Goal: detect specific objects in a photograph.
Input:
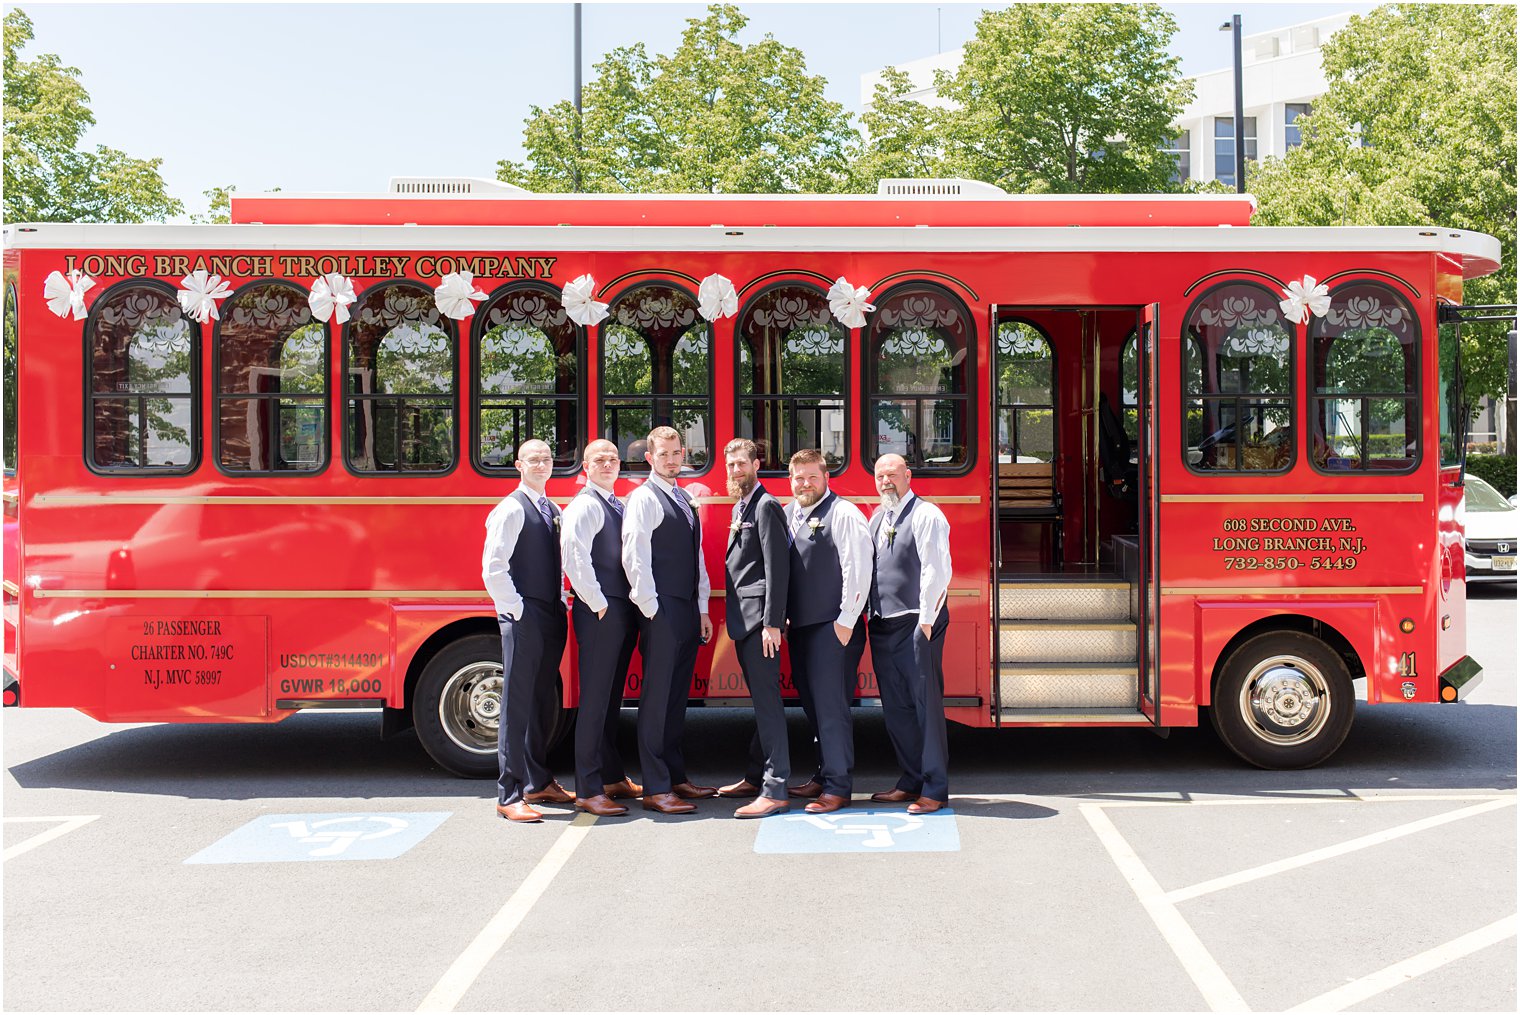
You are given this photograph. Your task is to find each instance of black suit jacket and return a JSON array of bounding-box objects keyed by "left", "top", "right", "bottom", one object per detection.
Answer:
[{"left": 724, "top": 488, "right": 790, "bottom": 640}]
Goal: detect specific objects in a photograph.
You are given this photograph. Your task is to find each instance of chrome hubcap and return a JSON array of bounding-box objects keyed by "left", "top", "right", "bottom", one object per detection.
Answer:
[
  {"left": 1240, "top": 655, "right": 1330, "bottom": 745},
  {"left": 438, "top": 662, "right": 502, "bottom": 755}
]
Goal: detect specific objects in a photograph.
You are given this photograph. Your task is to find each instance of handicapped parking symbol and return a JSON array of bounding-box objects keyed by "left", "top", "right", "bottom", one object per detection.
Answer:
[
  {"left": 786, "top": 811, "right": 926, "bottom": 848},
  {"left": 184, "top": 811, "right": 451, "bottom": 865},
  {"left": 269, "top": 815, "right": 410, "bottom": 857},
  {"left": 755, "top": 806, "right": 959, "bottom": 854}
]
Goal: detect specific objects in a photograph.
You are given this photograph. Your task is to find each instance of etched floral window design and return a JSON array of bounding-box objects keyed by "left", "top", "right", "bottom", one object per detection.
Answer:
[
  {"left": 474, "top": 285, "right": 581, "bottom": 474},
  {"left": 996, "top": 321, "right": 1054, "bottom": 464},
  {"left": 1183, "top": 282, "right": 1294, "bottom": 473},
  {"left": 736, "top": 284, "right": 846, "bottom": 472},
  {"left": 345, "top": 281, "right": 456, "bottom": 475},
  {"left": 88, "top": 283, "right": 196, "bottom": 472},
  {"left": 1310, "top": 282, "right": 1418, "bottom": 472},
  {"left": 867, "top": 284, "right": 972, "bottom": 472},
  {"left": 600, "top": 284, "right": 711, "bottom": 472},
  {"left": 215, "top": 281, "right": 328, "bottom": 473}
]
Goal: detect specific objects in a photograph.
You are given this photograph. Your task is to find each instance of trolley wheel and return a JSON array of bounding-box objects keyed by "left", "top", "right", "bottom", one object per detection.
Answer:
[
  {"left": 412, "top": 633, "right": 575, "bottom": 778},
  {"left": 1209, "top": 630, "right": 1354, "bottom": 770}
]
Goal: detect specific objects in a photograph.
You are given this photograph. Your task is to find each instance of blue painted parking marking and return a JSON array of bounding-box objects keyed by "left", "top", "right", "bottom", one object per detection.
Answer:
[
  {"left": 185, "top": 812, "right": 450, "bottom": 864},
  {"left": 753, "top": 807, "right": 959, "bottom": 854}
]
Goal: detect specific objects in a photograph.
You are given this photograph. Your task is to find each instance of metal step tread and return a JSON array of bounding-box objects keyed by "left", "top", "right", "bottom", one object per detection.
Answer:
[
  {"left": 999, "top": 577, "right": 1128, "bottom": 590},
  {"left": 1001, "top": 620, "right": 1137, "bottom": 631},
  {"left": 1001, "top": 662, "right": 1138, "bottom": 673},
  {"left": 998, "top": 708, "right": 1152, "bottom": 724}
]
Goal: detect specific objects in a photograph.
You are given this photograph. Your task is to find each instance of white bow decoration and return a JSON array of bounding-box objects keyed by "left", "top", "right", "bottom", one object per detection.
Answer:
[
  {"left": 561, "top": 274, "right": 610, "bottom": 327},
  {"left": 1279, "top": 275, "right": 1331, "bottom": 325},
  {"left": 434, "top": 271, "right": 487, "bottom": 321},
  {"left": 177, "top": 269, "right": 233, "bottom": 323},
  {"left": 697, "top": 273, "right": 738, "bottom": 322},
  {"left": 827, "top": 276, "right": 875, "bottom": 330},
  {"left": 43, "top": 269, "right": 95, "bottom": 320},
  {"left": 308, "top": 272, "right": 357, "bottom": 324}
]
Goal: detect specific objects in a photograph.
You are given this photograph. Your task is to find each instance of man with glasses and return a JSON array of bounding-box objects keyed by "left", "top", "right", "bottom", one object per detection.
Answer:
[
  {"left": 560, "top": 439, "right": 644, "bottom": 817},
  {"left": 621, "top": 426, "right": 716, "bottom": 814},
  {"left": 483, "top": 438, "right": 571, "bottom": 823}
]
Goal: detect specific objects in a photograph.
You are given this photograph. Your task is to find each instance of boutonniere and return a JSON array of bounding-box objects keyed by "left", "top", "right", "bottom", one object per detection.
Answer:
[
  {"left": 885, "top": 523, "right": 897, "bottom": 549},
  {"left": 807, "top": 517, "right": 824, "bottom": 538},
  {"left": 730, "top": 518, "right": 743, "bottom": 534},
  {"left": 553, "top": 515, "right": 561, "bottom": 533}
]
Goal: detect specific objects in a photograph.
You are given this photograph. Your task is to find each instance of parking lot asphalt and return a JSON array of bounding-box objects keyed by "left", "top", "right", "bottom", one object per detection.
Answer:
[{"left": 4, "top": 587, "right": 1515, "bottom": 1012}]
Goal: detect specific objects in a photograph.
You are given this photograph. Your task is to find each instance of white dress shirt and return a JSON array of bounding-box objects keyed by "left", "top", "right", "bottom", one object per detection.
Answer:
[
  {"left": 792, "top": 492, "right": 873, "bottom": 628},
  {"left": 560, "top": 482, "right": 620, "bottom": 614},
  {"left": 621, "top": 473, "right": 711, "bottom": 619},
  {"left": 875, "top": 490, "right": 953, "bottom": 626},
  {"left": 482, "top": 491, "right": 528, "bottom": 620}
]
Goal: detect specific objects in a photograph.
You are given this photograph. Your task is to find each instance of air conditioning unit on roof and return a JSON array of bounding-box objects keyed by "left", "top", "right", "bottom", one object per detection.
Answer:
[
  {"left": 877, "top": 178, "right": 1008, "bottom": 197},
  {"left": 388, "top": 177, "right": 529, "bottom": 195}
]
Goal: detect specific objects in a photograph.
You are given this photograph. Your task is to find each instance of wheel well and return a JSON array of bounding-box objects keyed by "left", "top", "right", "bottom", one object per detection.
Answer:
[
  {"left": 1207, "top": 615, "right": 1365, "bottom": 706},
  {"left": 383, "top": 617, "right": 499, "bottom": 738}
]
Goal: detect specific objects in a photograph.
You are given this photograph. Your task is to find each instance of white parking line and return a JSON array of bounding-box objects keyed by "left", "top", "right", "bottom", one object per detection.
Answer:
[
  {"left": 416, "top": 811, "right": 597, "bottom": 1012},
  {"left": 1167, "top": 798, "right": 1516, "bottom": 902},
  {"left": 2, "top": 815, "right": 100, "bottom": 862},
  {"left": 1285, "top": 914, "right": 1517, "bottom": 1013}
]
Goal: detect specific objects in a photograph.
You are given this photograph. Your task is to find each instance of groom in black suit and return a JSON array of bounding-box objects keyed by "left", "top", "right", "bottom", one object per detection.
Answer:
[{"left": 716, "top": 438, "right": 792, "bottom": 818}]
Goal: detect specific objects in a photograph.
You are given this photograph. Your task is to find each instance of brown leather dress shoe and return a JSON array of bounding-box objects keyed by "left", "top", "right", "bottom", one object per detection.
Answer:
[
  {"left": 907, "top": 796, "right": 946, "bottom": 815},
  {"left": 495, "top": 801, "right": 543, "bottom": 823},
  {"left": 734, "top": 796, "right": 790, "bottom": 819},
  {"left": 717, "top": 779, "right": 761, "bottom": 799},
  {"left": 804, "top": 793, "right": 850, "bottom": 814},
  {"left": 870, "top": 788, "right": 918, "bottom": 803},
  {"left": 671, "top": 781, "right": 717, "bottom": 800},
  {"left": 603, "top": 779, "right": 642, "bottom": 799},
  {"left": 787, "top": 780, "right": 824, "bottom": 799},
  {"left": 575, "top": 794, "right": 629, "bottom": 817},
  {"left": 524, "top": 781, "right": 573, "bottom": 805},
  {"left": 642, "top": 793, "right": 697, "bottom": 815}
]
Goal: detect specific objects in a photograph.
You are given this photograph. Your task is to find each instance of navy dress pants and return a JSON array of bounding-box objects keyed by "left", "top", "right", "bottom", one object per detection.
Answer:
[
  {"left": 571, "top": 595, "right": 637, "bottom": 799},
  {"left": 635, "top": 596, "right": 700, "bottom": 795},
  {"left": 787, "top": 619, "right": 865, "bottom": 798},
  {"left": 496, "top": 599, "right": 568, "bottom": 806},
  {"left": 733, "top": 627, "right": 791, "bottom": 800},
  {"left": 868, "top": 611, "right": 950, "bottom": 801}
]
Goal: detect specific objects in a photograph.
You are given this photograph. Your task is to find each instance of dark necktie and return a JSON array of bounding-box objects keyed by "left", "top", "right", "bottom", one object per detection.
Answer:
[
  {"left": 536, "top": 495, "right": 555, "bottom": 529},
  {"left": 608, "top": 494, "right": 624, "bottom": 516},
  {"left": 671, "top": 487, "right": 695, "bottom": 528}
]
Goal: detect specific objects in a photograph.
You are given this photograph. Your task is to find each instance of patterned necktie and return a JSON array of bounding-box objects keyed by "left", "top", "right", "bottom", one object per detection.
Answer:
[
  {"left": 788, "top": 508, "right": 805, "bottom": 546},
  {"left": 608, "top": 494, "right": 624, "bottom": 516},
  {"left": 671, "top": 486, "right": 695, "bottom": 528},
  {"left": 536, "top": 495, "right": 555, "bottom": 529},
  {"left": 880, "top": 508, "right": 896, "bottom": 548}
]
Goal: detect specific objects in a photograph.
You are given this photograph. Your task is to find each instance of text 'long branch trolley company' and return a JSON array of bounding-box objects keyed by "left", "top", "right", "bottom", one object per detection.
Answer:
[{"left": 1, "top": 177, "right": 1502, "bottom": 773}]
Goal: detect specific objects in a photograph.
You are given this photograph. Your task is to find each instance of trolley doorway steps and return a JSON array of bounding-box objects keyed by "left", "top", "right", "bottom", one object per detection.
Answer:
[{"left": 997, "top": 575, "right": 1139, "bottom": 710}]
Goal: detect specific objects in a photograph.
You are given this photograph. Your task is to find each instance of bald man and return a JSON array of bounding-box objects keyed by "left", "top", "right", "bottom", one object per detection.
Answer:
[{"left": 483, "top": 438, "right": 571, "bottom": 823}]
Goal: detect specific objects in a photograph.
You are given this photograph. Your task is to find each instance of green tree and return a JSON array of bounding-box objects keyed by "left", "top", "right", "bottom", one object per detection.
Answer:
[
  {"left": 931, "top": 3, "right": 1192, "bottom": 193},
  {"left": 850, "top": 67, "right": 949, "bottom": 190},
  {"left": 1249, "top": 4, "right": 1517, "bottom": 407},
  {"left": 499, "top": 4, "right": 857, "bottom": 193},
  {"left": 3, "top": 8, "right": 181, "bottom": 223}
]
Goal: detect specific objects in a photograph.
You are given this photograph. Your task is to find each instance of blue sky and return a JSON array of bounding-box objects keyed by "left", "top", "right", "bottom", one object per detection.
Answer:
[{"left": 12, "top": 1, "right": 1372, "bottom": 217}]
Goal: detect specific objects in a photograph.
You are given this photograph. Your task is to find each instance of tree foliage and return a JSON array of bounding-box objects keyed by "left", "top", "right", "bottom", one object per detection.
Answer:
[
  {"left": 929, "top": 3, "right": 1192, "bottom": 193},
  {"left": 498, "top": 4, "right": 856, "bottom": 193},
  {"left": 849, "top": 67, "right": 949, "bottom": 188},
  {"left": 1250, "top": 3, "right": 1517, "bottom": 405},
  {"left": 3, "top": 8, "right": 181, "bottom": 223}
]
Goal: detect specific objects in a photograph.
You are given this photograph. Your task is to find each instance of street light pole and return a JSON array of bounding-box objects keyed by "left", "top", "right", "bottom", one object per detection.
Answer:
[
  {"left": 1229, "top": 14, "right": 1245, "bottom": 192},
  {"left": 573, "top": 2, "right": 583, "bottom": 193}
]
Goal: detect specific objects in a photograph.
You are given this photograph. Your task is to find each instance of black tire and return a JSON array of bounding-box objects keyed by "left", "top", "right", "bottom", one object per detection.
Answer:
[
  {"left": 1209, "top": 630, "right": 1355, "bottom": 770},
  {"left": 412, "top": 633, "right": 575, "bottom": 778}
]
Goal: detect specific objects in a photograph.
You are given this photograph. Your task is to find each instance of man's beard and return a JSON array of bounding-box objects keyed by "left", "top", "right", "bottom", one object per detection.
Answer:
[
  {"left": 879, "top": 487, "right": 902, "bottom": 510},
  {"left": 794, "top": 487, "right": 822, "bottom": 507},
  {"left": 726, "top": 474, "right": 755, "bottom": 498}
]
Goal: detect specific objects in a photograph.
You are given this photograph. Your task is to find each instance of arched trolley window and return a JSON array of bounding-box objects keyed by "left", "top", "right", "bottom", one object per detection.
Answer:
[
  {"left": 864, "top": 283, "right": 974, "bottom": 473},
  {"left": 996, "top": 320, "right": 1055, "bottom": 463},
  {"left": 473, "top": 284, "right": 583, "bottom": 475},
  {"left": 85, "top": 281, "right": 197, "bottom": 474},
  {"left": 343, "top": 281, "right": 457, "bottom": 475},
  {"left": 736, "top": 282, "right": 847, "bottom": 473},
  {"left": 1310, "top": 281, "right": 1419, "bottom": 473},
  {"left": 214, "top": 281, "right": 328, "bottom": 474},
  {"left": 1182, "top": 281, "right": 1294, "bottom": 473},
  {"left": 599, "top": 283, "right": 712, "bottom": 473}
]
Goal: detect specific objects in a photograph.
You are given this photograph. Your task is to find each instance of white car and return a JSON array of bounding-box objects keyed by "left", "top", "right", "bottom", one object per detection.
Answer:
[{"left": 1462, "top": 475, "right": 1518, "bottom": 583}]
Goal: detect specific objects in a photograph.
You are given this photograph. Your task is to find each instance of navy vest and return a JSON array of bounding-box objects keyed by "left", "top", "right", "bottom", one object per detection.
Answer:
[
  {"left": 870, "top": 494, "right": 922, "bottom": 616},
  {"left": 509, "top": 488, "right": 562, "bottom": 605},
  {"left": 580, "top": 487, "right": 631, "bottom": 600},
  {"left": 787, "top": 492, "right": 846, "bottom": 628},
  {"left": 649, "top": 483, "right": 700, "bottom": 601}
]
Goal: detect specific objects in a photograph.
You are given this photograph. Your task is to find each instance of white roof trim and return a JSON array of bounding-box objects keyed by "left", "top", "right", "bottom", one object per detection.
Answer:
[{"left": 230, "top": 189, "right": 1256, "bottom": 205}]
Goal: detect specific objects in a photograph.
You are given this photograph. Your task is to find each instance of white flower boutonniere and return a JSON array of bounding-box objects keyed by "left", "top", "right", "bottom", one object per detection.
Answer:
[
  {"left": 553, "top": 515, "right": 561, "bottom": 534},
  {"left": 885, "top": 524, "right": 898, "bottom": 550},
  {"left": 807, "top": 517, "right": 824, "bottom": 538},
  {"left": 730, "top": 518, "right": 743, "bottom": 534}
]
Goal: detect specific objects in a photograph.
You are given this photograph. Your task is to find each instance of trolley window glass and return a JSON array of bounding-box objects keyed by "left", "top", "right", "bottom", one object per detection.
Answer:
[
  {"left": 1310, "top": 281, "right": 1419, "bottom": 473},
  {"left": 736, "top": 283, "right": 846, "bottom": 474},
  {"left": 996, "top": 320, "right": 1054, "bottom": 463},
  {"left": 600, "top": 283, "right": 712, "bottom": 473},
  {"left": 3, "top": 283, "right": 16, "bottom": 472},
  {"left": 474, "top": 284, "right": 582, "bottom": 475},
  {"left": 865, "top": 283, "right": 974, "bottom": 473}
]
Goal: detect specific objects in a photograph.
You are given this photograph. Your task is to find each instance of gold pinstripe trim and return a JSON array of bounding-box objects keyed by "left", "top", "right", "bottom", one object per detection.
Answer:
[
  {"left": 1160, "top": 493, "right": 1424, "bottom": 504},
  {"left": 594, "top": 269, "right": 700, "bottom": 298},
  {"left": 1320, "top": 269, "right": 1421, "bottom": 298},
  {"left": 34, "top": 492, "right": 984, "bottom": 507},
  {"left": 867, "top": 270, "right": 979, "bottom": 302},
  {"left": 1182, "top": 269, "right": 1286, "bottom": 298},
  {"left": 1162, "top": 586, "right": 1422, "bottom": 596},
  {"left": 735, "top": 270, "right": 837, "bottom": 297},
  {"left": 3, "top": 580, "right": 19, "bottom": 597}
]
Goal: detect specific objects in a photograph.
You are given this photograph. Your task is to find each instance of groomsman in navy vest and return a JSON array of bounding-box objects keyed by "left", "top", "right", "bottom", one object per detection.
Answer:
[
  {"left": 483, "top": 439, "right": 571, "bottom": 823},
  {"left": 715, "top": 438, "right": 792, "bottom": 818},
  {"left": 560, "top": 439, "right": 644, "bottom": 817},
  {"left": 784, "top": 448, "right": 872, "bottom": 814},
  {"left": 621, "top": 426, "right": 718, "bottom": 814},
  {"left": 867, "top": 453, "right": 953, "bottom": 815}
]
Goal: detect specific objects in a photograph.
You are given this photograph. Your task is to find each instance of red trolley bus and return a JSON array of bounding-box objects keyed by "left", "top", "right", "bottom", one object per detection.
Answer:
[{"left": 2, "top": 178, "right": 1500, "bottom": 773}]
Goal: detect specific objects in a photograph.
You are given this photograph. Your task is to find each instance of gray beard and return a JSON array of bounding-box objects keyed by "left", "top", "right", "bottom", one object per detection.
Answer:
[{"left": 879, "top": 489, "right": 902, "bottom": 511}]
